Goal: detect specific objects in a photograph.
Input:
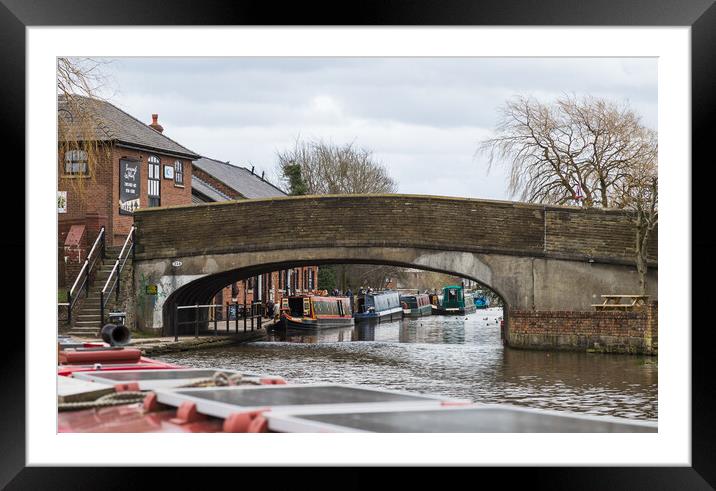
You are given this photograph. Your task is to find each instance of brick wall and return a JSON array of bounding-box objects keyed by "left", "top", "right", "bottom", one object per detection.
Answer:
[
  {"left": 58, "top": 144, "right": 113, "bottom": 233},
  {"left": 214, "top": 266, "right": 320, "bottom": 318},
  {"left": 507, "top": 303, "right": 658, "bottom": 355},
  {"left": 58, "top": 143, "right": 193, "bottom": 247},
  {"left": 134, "top": 195, "right": 658, "bottom": 266},
  {"left": 110, "top": 146, "right": 193, "bottom": 245}
]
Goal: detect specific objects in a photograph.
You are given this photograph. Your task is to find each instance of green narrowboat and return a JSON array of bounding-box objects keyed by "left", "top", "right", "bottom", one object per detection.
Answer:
[{"left": 431, "top": 285, "right": 477, "bottom": 316}]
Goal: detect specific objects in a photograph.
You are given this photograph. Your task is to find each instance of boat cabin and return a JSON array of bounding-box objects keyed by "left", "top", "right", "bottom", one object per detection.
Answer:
[
  {"left": 281, "top": 295, "right": 352, "bottom": 319},
  {"left": 400, "top": 293, "right": 431, "bottom": 309},
  {"left": 441, "top": 286, "right": 473, "bottom": 309},
  {"left": 356, "top": 291, "right": 401, "bottom": 314}
]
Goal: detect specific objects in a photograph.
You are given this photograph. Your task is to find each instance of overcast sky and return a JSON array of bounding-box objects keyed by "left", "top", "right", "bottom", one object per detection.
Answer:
[{"left": 100, "top": 57, "right": 657, "bottom": 200}]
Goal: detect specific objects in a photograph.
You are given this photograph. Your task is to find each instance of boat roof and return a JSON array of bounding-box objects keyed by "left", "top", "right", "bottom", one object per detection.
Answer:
[{"left": 400, "top": 293, "right": 428, "bottom": 299}]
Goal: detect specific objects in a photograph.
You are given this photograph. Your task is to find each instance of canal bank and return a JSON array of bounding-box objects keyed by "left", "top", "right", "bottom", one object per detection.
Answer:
[
  {"left": 155, "top": 308, "right": 658, "bottom": 422},
  {"left": 69, "top": 318, "right": 277, "bottom": 356}
]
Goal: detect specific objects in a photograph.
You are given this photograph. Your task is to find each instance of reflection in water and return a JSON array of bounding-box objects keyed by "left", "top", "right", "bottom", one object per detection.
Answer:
[{"left": 157, "top": 308, "right": 657, "bottom": 421}]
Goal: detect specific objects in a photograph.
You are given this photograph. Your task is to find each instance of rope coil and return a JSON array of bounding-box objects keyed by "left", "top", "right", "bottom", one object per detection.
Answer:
[
  {"left": 178, "top": 371, "right": 261, "bottom": 388},
  {"left": 58, "top": 372, "right": 259, "bottom": 412},
  {"left": 58, "top": 391, "right": 146, "bottom": 412}
]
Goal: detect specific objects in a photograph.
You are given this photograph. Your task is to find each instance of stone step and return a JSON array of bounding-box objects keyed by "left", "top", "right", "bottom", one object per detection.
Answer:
[{"left": 75, "top": 321, "right": 101, "bottom": 327}]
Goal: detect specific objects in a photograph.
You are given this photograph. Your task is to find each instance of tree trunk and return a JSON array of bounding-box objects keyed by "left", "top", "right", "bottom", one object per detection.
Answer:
[{"left": 634, "top": 214, "right": 651, "bottom": 295}]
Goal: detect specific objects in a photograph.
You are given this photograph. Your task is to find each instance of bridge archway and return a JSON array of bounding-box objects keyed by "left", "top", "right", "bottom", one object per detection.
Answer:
[{"left": 160, "top": 248, "right": 512, "bottom": 335}]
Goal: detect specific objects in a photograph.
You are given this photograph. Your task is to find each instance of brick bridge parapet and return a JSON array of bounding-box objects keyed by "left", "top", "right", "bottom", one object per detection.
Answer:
[{"left": 132, "top": 194, "right": 657, "bottom": 266}]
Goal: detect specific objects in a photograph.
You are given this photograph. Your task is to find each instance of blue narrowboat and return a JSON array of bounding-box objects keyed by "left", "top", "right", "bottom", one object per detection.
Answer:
[
  {"left": 354, "top": 291, "right": 403, "bottom": 323},
  {"left": 474, "top": 295, "right": 489, "bottom": 309}
]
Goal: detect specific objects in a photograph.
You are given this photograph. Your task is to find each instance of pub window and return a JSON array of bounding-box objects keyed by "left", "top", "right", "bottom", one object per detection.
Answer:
[
  {"left": 174, "top": 160, "right": 184, "bottom": 185},
  {"left": 148, "top": 155, "right": 161, "bottom": 207},
  {"left": 64, "top": 150, "right": 89, "bottom": 175}
]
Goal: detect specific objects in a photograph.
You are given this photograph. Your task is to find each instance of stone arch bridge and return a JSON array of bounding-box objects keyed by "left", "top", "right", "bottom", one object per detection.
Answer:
[{"left": 131, "top": 194, "right": 657, "bottom": 351}]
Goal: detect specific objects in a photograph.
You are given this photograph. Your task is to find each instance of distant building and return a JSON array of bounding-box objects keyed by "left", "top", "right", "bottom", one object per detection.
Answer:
[{"left": 188, "top": 156, "right": 318, "bottom": 317}]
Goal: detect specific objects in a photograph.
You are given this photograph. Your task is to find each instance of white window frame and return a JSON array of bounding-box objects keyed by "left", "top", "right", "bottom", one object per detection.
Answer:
[
  {"left": 174, "top": 160, "right": 184, "bottom": 186},
  {"left": 148, "top": 155, "right": 161, "bottom": 207},
  {"left": 63, "top": 149, "right": 89, "bottom": 176}
]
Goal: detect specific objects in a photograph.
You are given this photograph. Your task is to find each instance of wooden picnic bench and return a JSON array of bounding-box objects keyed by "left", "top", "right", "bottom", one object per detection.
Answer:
[{"left": 592, "top": 295, "right": 649, "bottom": 311}]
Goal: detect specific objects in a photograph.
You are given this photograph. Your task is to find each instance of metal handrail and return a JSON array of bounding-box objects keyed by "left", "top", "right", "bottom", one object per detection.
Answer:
[
  {"left": 174, "top": 302, "right": 265, "bottom": 341},
  {"left": 65, "top": 226, "right": 105, "bottom": 325},
  {"left": 177, "top": 304, "right": 223, "bottom": 309},
  {"left": 100, "top": 227, "right": 135, "bottom": 324},
  {"left": 68, "top": 226, "right": 105, "bottom": 297}
]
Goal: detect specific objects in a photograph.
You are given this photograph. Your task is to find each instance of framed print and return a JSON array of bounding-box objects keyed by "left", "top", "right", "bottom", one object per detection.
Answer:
[
  {"left": 9, "top": 0, "right": 715, "bottom": 488},
  {"left": 57, "top": 191, "right": 67, "bottom": 213}
]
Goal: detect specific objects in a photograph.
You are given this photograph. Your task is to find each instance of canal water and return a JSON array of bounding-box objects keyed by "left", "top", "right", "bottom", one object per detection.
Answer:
[{"left": 157, "top": 307, "right": 657, "bottom": 422}]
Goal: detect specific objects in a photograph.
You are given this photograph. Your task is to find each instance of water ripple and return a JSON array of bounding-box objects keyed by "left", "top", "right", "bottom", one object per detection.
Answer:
[{"left": 157, "top": 308, "right": 657, "bottom": 421}]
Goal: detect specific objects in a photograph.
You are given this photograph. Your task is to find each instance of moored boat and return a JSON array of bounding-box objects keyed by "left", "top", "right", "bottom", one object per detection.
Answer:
[
  {"left": 354, "top": 290, "right": 403, "bottom": 323},
  {"left": 400, "top": 293, "right": 432, "bottom": 317},
  {"left": 431, "top": 285, "right": 477, "bottom": 315},
  {"left": 474, "top": 295, "right": 489, "bottom": 309},
  {"left": 280, "top": 295, "right": 354, "bottom": 329}
]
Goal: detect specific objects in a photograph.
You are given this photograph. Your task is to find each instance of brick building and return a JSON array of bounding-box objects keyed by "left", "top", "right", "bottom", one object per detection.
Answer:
[
  {"left": 189, "top": 156, "right": 319, "bottom": 316},
  {"left": 58, "top": 95, "right": 200, "bottom": 286},
  {"left": 58, "top": 95, "right": 318, "bottom": 321}
]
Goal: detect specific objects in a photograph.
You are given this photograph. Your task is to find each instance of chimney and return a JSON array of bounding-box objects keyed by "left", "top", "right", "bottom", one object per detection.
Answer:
[
  {"left": 261, "top": 171, "right": 265, "bottom": 180},
  {"left": 149, "top": 114, "right": 164, "bottom": 133},
  {"left": 251, "top": 166, "right": 255, "bottom": 175}
]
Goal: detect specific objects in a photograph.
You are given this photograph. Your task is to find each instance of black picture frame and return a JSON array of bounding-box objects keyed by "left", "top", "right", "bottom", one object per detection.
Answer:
[{"left": 5, "top": 0, "right": 712, "bottom": 488}]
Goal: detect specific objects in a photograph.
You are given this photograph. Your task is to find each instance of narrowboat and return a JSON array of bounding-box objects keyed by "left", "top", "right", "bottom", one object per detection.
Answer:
[
  {"left": 474, "top": 295, "right": 489, "bottom": 309},
  {"left": 354, "top": 291, "right": 403, "bottom": 323},
  {"left": 431, "top": 285, "right": 477, "bottom": 315},
  {"left": 400, "top": 293, "right": 433, "bottom": 317},
  {"left": 280, "top": 295, "right": 355, "bottom": 329}
]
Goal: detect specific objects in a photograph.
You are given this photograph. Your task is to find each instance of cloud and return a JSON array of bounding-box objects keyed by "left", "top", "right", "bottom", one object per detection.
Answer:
[{"left": 102, "top": 57, "right": 657, "bottom": 200}]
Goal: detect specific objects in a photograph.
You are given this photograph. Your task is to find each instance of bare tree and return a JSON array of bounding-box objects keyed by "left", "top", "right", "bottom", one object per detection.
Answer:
[
  {"left": 479, "top": 95, "right": 656, "bottom": 208},
  {"left": 613, "top": 158, "right": 658, "bottom": 294},
  {"left": 480, "top": 95, "right": 658, "bottom": 293},
  {"left": 277, "top": 138, "right": 397, "bottom": 195},
  {"left": 276, "top": 138, "right": 398, "bottom": 291},
  {"left": 57, "top": 57, "right": 114, "bottom": 205}
]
